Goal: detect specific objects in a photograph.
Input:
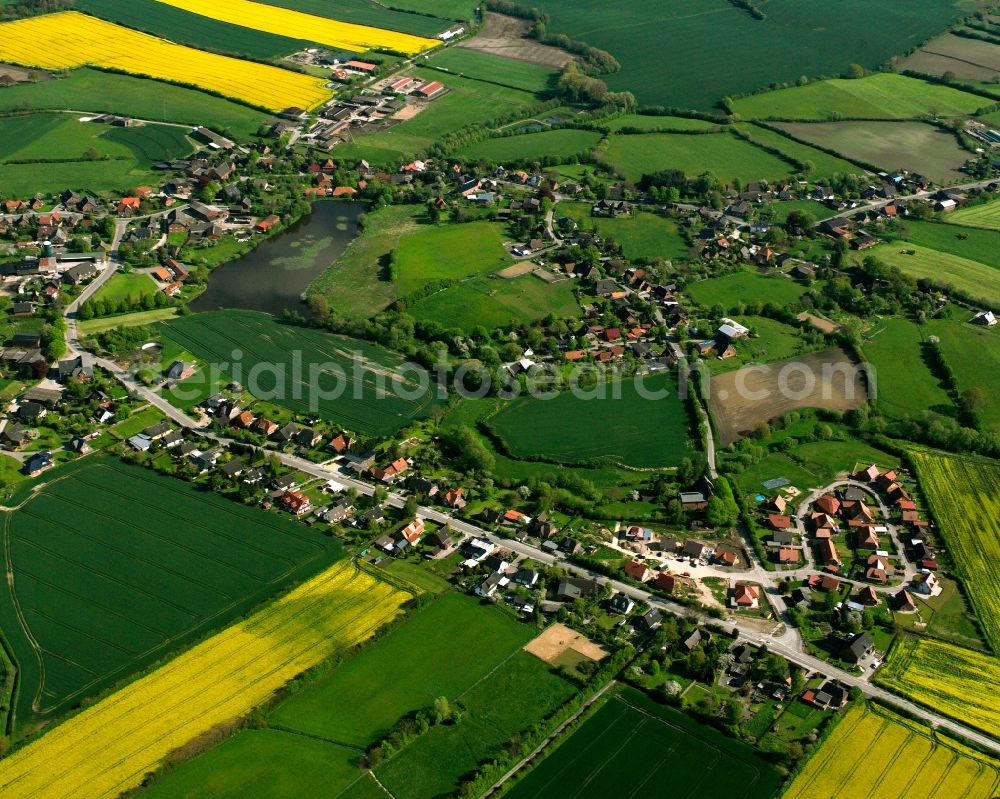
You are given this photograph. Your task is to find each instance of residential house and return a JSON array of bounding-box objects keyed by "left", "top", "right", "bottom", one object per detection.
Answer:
[
  {"left": 731, "top": 583, "right": 760, "bottom": 609},
  {"left": 443, "top": 487, "right": 466, "bottom": 509},
  {"left": 609, "top": 592, "right": 635, "bottom": 615},
  {"left": 624, "top": 560, "right": 653, "bottom": 583},
  {"left": 840, "top": 632, "right": 874, "bottom": 664},
  {"left": 22, "top": 450, "right": 53, "bottom": 476},
  {"left": 911, "top": 571, "right": 939, "bottom": 596},
  {"left": 554, "top": 577, "right": 598, "bottom": 602},
  {"left": 279, "top": 490, "right": 312, "bottom": 516},
  {"left": 655, "top": 572, "right": 676, "bottom": 593}
]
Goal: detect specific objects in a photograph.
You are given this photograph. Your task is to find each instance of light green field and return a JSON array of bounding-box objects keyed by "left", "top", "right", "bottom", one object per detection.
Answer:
[
  {"left": 457, "top": 129, "right": 601, "bottom": 163},
  {"left": 91, "top": 272, "right": 160, "bottom": 304},
  {"left": 947, "top": 199, "right": 1000, "bottom": 231},
  {"left": 685, "top": 271, "right": 807, "bottom": 311},
  {"left": 887, "top": 219, "right": 1000, "bottom": 271},
  {"left": 77, "top": 307, "right": 178, "bottom": 335},
  {"left": 560, "top": 202, "right": 689, "bottom": 261},
  {"left": 408, "top": 272, "right": 580, "bottom": 331},
  {"left": 602, "top": 114, "right": 725, "bottom": 132},
  {"left": 868, "top": 241, "right": 1000, "bottom": 306},
  {"left": 861, "top": 317, "right": 955, "bottom": 420},
  {"left": 732, "top": 73, "right": 989, "bottom": 120},
  {"left": 0, "top": 69, "right": 266, "bottom": 140},
  {"left": 773, "top": 121, "right": 970, "bottom": 184},
  {"left": 925, "top": 318, "right": 1000, "bottom": 433},
  {"left": 394, "top": 220, "right": 511, "bottom": 296},
  {"left": 602, "top": 131, "right": 796, "bottom": 184},
  {"left": 427, "top": 47, "right": 556, "bottom": 92}
]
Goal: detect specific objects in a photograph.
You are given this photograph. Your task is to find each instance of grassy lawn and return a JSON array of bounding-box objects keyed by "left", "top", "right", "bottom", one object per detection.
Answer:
[
  {"left": 380, "top": 558, "right": 452, "bottom": 596},
  {"left": 308, "top": 204, "right": 423, "bottom": 317},
  {"left": 732, "top": 73, "right": 989, "bottom": 120},
  {"left": 773, "top": 121, "right": 970, "bottom": 184},
  {"left": 895, "top": 575, "right": 987, "bottom": 651},
  {"left": 686, "top": 271, "right": 806, "bottom": 311},
  {"left": 764, "top": 198, "right": 832, "bottom": 224},
  {"left": 860, "top": 317, "right": 956, "bottom": 420},
  {"left": 106, "top": 405, "right": 165, "bottom": 439},
  {"left": 91, "top": 272, "right": 159, "bottom": 304},
  {"left": 868, "top": 242, "right": 1000, "bottom": 307},
  {"left": 77, "top": 307, "right": 178, "bottom": 335},
  {"left": 458, "top": 129, "right": 601, "bottom": 163},
  {"left": 408, "top": 272, "right": 580, "bottom": 331},
  {"left": 602, "top": 131, "right": 796, "bottom": 184},
  {"left": 428, "top": 47, "right": 557, "bottom": 92},
  {"left": 487, "top": 372, "right": 694, "bottom": 468},
  {"left": 394, "top": 220, "right": 512, "bottom": 296},
  {"left": 560, "top": 202, "right": 689, "bottom": 261}
]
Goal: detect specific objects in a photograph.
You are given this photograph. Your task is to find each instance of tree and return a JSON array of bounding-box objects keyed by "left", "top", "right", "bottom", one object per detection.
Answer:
[
  {"left": 660, "top": 680, "right": 682, "bottom": 704},
  {"left": 403, "top": 495, "right": 418, "bottom": 517}
]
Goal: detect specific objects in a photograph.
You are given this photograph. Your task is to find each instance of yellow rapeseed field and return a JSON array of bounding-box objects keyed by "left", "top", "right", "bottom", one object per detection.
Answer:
[
  {"left": 783, "top": 703, "right": 1000, "bottom": 799},
  {"left": 0, "top": 11, "right": 330, "bottom": 110},
  {"left": 876, "top": 637, "right": 1000, "bottom": 740},
  {"left": 153, "top": 0, "right": 441, "bottom": 56},
  {"left": 0, "top": 561, "right": 411, "bottom": 799}
]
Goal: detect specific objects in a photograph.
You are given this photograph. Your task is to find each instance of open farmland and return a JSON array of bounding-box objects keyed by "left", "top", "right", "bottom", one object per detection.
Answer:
[
  {"left": 876, "top": 637, "right": 1000, "bottom": 740},
  {"left": 531, "top": 0, "right": 968, "bottom": 109},
  {"left": 861, "top": 318, "right": 955, "bottom": 420},
  {"left": 707, "top": 348, "right": 867, "bottom": 446},
  {"left": 0, "top": 561, "right": 410, "bottom": 799},
  {"left": 151, "top": 0, "right": 440, "bottom": 55},
  {"left": 731, "top": 73, "right": 989, "bottom": 120},
  {"left": 506, "top": 687, "right": 782, "bottom": 799},
  {"left": 738, "top": 124, "right": 863, "bottom": 179},
  {"left": 457, "top": 129, "right": 601, "bottom": 163},
  {"left": 159, "top": 310, "right": 440, "bottom": 435},
  {"left": 0, "top": 12, "right": 330, "bottom": 112},
  {"left": 0, "top": 457, "right": 342, "bottom": 725},
  {"left": 887, "top": 219, "right": 1000, "bottom": 271},
  {"left": 909, "top": 449, "right": 1000, "bottom": 652},
  {"left": 773, "top": 121, "right": 971, "bottom": 184},
  {"left": 428, "top": 47, "right": 556, "bottom": 92},
  {"left": 487, "top": 373, "right": 693, "bottom": 468},
  {"left": 685, "top": 271, "right": 806, "bottom": 311},
  {"left": 783, "top": 702, "right": 1000, "bottom": 799},
  {"left": 0, "top": 69, "right": 268, "bottom": 140},
  {"left": 868, "top": 242, "right": 1000, "bottom": 307},
  {"left": 408, "top": 272, "right": 580, "bottom": 332},
  {"left": 393, "top": 220, "right": 511, "bottom": 295},
  {"left": 924, "top": 318, "right": 1000, "bottom": 433},
  {"left": 265, "top": 0, "right": 471, "bottom": 30},
  {"left": 948, "top": 198, "right": 1000, "bottom": 231},
  {"left": 602, "top": 131, "right": 796, "bottom": 185},
  {"left": 898, "top": 32, "right": 1000, "bottom": 81},
  {"left": 603, "top": 114, "right": 725, "bottom": 132}
]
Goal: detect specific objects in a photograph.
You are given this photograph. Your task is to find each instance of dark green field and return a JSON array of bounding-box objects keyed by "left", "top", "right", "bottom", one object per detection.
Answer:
[
  {"left": 0, "top": 457, "right": 341, "bottom": 728},
  {"left": 534, "top": 0, "right": 968, "bottom": 109},
  {"left": 159, "top": 310, "right": 441, "bottom": 435},
  {"left": 505, "top": 686, "right": 783, "bottom": 799},
  {"left": 488, "top": 373, "right": 694, "bottom": 468},
  {"left": 428, "top": 47, "right": 557, "bottom": 93},
  {"left": 0, "top": 69, "right": 268, "bottom": 141},
  {"left": 458, "top": 129, "right": 601, "bottom": 163},
  {"left": 143, "top": 593, "right": 576, "bottom": 799}
]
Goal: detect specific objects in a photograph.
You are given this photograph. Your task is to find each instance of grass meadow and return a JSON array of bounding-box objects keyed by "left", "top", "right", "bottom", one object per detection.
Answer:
[
  {"left": 948, "top": 198, "right": 1000, "bottom": 231},
  {"left": 559, "top": 202, "right": 690, "bottom": 261},
  {"left": 159, "top": 310, "right": 440, "bottom": 434},
  {"left": 732, "top": 73, "right": 989, "bottom": 120},
  {"left": 602, "top": 114, "right": 724, "bottom": 132},
  {"left": 861, "top": 317, "right": 955, "bottom": 420},
  {"left": 92, "top": 272, "right": 160, "bottom": 304},
  {"left": 457, "top": 129, "right": 601, "bottom": 163},
  {"left": 925, "top": 317, "right": 1000, "bottom": 433},
  {"left": 868, "top": 242, "right": 1000, "bottom": 306},
  {"left": 393, "top": 220, "right": 511, "bottom": 295},
  {"left": 428, "top": 47, "right": 557, "bottom": 92},
  {"left": 685, "top": 270, "right": 807, "bottom": 311},
  {"left": 740, "top": 123, "right": 866, "bottom": 178},
  {"left": 602, "top": 131, "right": 796, "bottom": 184},
  {"left": 0, "top": 69, "right": 267, "bottom": 140},
  {"left": 506, "top": 687, "right": 783, "bottom": 799},
  {"left": 887, "top": 219, "right": 1000, "bottom": 271},
  {"left": 0, "top": 456, "right": 342, "bottom": 726},
  {"left": 774, "top": 121, "right": 971, "bottom": 183},
  {"left": 487, "top": 372, "right": 693, "bottom": 468}
]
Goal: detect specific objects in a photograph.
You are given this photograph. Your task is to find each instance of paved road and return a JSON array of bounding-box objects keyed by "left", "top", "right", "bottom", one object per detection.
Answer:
[{"left": 816, "top": 177, "right": 1000, "bottom": 223}]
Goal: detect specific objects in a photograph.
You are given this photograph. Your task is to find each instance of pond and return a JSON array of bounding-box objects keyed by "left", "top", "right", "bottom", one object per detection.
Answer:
[{"left": 190, "top": 200, "right": 362, "bottom": 315}]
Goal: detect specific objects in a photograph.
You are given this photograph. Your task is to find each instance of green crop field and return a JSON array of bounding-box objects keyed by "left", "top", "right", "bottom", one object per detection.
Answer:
[
  {"left": 559, "top": 202, "right": 689, "bottom": 261},
  {"left": 102, "top": 124, "right": 193, "bottom": 163},
  {"left": 0, "top": 456, "right": 342, "bottom": 728},
  {"left": 602, "top": 131, "right": 795, "bottom": 185},
  {"left": 333, "top": 72, "right": 538, "bottom": 162},
  {"left": 394, "top": 220, "right": 511, "bottom": 295},
  {"left": 147, "top": 593, "right": 575, "bottom": 799},
  {"left": 255, "top": 0, "right": 459, "bottom": 34},
  {"left": 740, "top": 124, "right": 866, "bottom": 179},
  {"left": 76, "top": 0, "right": 311, "bottom": 59},
  {"left": 948, "top": 198, "right": 1000, "bottom": 231},
  {"left": 531, "top": 0, "right": 966, "bottom": 109},
  {"left": 861, "top": 318, "right": 955, "bottom": 420},
  {"left": 428, "top": 47, "right": 557, "bottom": 92},
  {"left": 773, "top": 121, "right": 971, "bottom": 184},
  {"left": 159, "top": 310, "right": 440, "bottom": 435},
  {"left": 92, "top": 272, "right": 160, "bottom": 304},
  {"left": 409, "top": 272, "right": 580, "bottom": 332},
  {"left": 868, "top": 242, "right": 1000, "bottom": 307},
  {"left": 685, "top": 270, "right": 807, "bottom": 311},
  {"left": 732, "top": 74, "right": 989, "bottom": 120},
  {"left": 506, "top": 686, "right": 782, "bottom": 799},
  {"left": 884, "top": 219, "right": 1000, "bottom": 272},
  {"left": 925, "top": 318, "right": 1000, "bottom": 433},
  {"left": 0, "top": 69, "right": 267, "bottom": 141},
  {"left": 910, "top": 449, "right": 1000, "bottom": 654},
  {"left": 602, "top": 114, "right": 725, "bottom": 132},
  {"left": 488, "top": 372, "right": 693, "bottom": 468},
  {"left": 457, "top": 129, "right": 601, "bottom": 163}
]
